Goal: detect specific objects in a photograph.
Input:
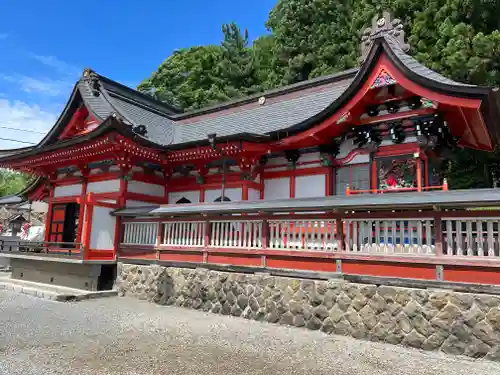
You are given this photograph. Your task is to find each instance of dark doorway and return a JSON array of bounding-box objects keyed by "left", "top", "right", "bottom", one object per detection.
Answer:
[
  {"left": 97, "top": 264, "right": 117, "bottom": 291},
  {"left": 49, "top": 202, "right": 80, "bottom": 247},
  {"left": 62, "top": 203, "right": 80, "bottom": 244}
]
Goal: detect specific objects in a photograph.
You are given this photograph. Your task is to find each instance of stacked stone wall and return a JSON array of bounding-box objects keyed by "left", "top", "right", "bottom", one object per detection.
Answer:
[{"left": 116, "top": 263, "right": 500, "bottom": 361}]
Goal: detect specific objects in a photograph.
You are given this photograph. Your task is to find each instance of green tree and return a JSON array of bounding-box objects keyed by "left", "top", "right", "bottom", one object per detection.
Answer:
[
  {"left": 138, "top": 23, "right": 265, "bottom": 111},
  {"left": 138, "top": 45, "right": 228, "bottom": 110},
  {"left": 0, "top": 169, "right": 32, "bottom": 197},
  {"left": 218, "top": 23, "right": 262, "bottom": 97}
]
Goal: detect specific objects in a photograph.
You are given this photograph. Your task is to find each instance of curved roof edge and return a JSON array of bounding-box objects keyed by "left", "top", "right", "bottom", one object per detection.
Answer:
[
  {"left": 268, "top": 37, "right": 497, "bottom": 139},
  {"left": 0, "top": 35, "right": 498, "bottom": 156}
]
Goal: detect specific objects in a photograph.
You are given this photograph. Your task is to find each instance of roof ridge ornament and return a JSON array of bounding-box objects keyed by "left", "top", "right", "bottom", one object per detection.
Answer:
[
  {"left": 82, "top": 68, "right": 101, "bottom": 97},
  {"left": 360, "top": 11, "right": 410, "bottom": 63}
]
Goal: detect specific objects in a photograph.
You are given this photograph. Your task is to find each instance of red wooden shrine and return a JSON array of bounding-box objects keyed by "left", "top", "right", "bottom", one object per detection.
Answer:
[{"left": 1, "top": 12, "right": 500, "bottom": 288}]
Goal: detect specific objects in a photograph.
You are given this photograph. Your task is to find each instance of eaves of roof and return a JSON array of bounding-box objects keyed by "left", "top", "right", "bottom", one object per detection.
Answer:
[{"left": 122, "top": 188, "right": 500, "bottom": 217}]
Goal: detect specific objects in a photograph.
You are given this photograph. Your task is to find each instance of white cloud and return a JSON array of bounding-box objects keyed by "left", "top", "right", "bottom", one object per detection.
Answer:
[
  {"left": 28, "top": 53, "right": 80, "bottom": 77},
  {"left": 0, "top": 99, "right": 57, "bottom": 148},
  {"left": 0, "top": 34, "right": 8, "bottom": 40},
  {"left": 0, "top": 74, "right": 72, "bottom": 97}
]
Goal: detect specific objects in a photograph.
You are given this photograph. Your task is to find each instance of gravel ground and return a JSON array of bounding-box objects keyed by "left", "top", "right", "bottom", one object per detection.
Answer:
[{"left": 2, "top": 290, "right": 500, "bottom": 375}]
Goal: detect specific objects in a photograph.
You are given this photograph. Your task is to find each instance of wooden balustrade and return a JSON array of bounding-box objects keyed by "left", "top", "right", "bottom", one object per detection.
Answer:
[
  {"left": 163, "top": 221, "right": 205, "bottom": 247},
  {"left": 122, "top": 222, "right": 158, "bottom": 246},
  {"left": 210, "top": 220, "right": 263, "bottom": 249},
  {"left": 443, "top": 218, "right": 500, "bottom": 257},
  {"left": 120, "top": 215, "right": 500, "bottom": 260},
  {"left": 343, "top": 218, "right": 435, "bottom": 255},
  {"left": 268, "top": 219, "right": 337, "bottom": 251}
]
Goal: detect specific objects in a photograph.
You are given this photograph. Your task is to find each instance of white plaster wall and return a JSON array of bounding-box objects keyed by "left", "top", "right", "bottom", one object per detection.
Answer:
[
  {"left": 248, "top": 188, "right": 260, "bottom": 201},
  {"left": 337, "top": 139, "right": 357, "bottom": 159},
  {"left": 346, "top": 153, "right": 370, "bottom": 165},
  {"left": 379, "top": 136, "right": 418, "bottom": 147},
  {"left": 295, "top": 175, "right": 326, "bottom": 198},
  {"left": 17, "top": 201, "right": 48, "bottom": 213},
  {"left": 266, "top": 156, "right": 287, "bottom": 166},
  {"left": 264, "top": 178, "right": 290, "bottom": 200},
  {"left": 54, "top": 184, "right": 82, "bottom": 197},
  {"left": 87, "top": 179, "right": 121, "bottom": 193},
  {"left": 90, "top": 206, "right": 116, "bottom": 250},
  {"left": 168, "top": 191, "right": 200, "bottom": 204},
  {"left": 128, "top": 181, "right": 164, "bottom": 197},
  {"left": 125, "top": 200, "right": 160, "bottom": 207},
  {"left": 205, "top": 188, "right": 242, "bottom": 202},
  {"left": 299, "top": 152, "right": 320, "bottom": 163}
]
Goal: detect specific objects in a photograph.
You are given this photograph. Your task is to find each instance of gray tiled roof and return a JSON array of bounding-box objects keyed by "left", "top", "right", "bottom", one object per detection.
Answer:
[
  {"left": 385, "top": 37, "right": 475, "bottom": 87},
  {"left": 77, "top": 80, "right": 114, "bottom": 120},
  {"left": 142, "top": 188, "right": 500, "bottom": 217},
  {"left": 107, "top": 95, "right": 176, "bottom": 146},
  {"left": 51, "top": 38, "right": 487, "bottom": 150},
  {"left": 174, "top": 80, "right": 353, "bottom": 144}
]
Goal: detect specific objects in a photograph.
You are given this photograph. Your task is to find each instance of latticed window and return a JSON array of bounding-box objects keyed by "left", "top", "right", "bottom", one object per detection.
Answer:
[{"left": 335, "top": 164, "right": 370, "bottom": 195}]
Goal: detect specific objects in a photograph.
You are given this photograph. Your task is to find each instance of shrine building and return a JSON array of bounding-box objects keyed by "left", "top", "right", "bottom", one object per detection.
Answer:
[{"left": 1, "top": 12, "right": 500, "bottom": 291}]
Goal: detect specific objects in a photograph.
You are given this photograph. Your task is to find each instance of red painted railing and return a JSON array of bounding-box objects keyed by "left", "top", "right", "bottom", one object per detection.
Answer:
[
  {"left": 119, "top": 210, "right": 500, "bottom": 285},
  {"left": 346, "top": 179, "right": 448, "bottom": 195}
]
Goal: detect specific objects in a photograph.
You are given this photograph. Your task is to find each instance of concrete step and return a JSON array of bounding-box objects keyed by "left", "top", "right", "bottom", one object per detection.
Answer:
[{"left": 0, "top": 273, "right": 117, "bottom": 302}]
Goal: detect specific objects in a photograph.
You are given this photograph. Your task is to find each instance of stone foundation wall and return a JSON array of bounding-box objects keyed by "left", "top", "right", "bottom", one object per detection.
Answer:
[{"left": 116, "top": 263, "right": 500, "bottom": 361}]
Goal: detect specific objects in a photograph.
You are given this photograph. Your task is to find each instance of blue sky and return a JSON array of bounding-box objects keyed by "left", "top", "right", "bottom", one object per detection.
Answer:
[{"left": 0, "top": 0, "right": 275, "bottom": 149}]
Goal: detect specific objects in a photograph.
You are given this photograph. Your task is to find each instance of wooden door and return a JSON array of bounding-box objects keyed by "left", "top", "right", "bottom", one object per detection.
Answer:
[{"left": 49, "top": 205, "right": 67, "bottom": 243}]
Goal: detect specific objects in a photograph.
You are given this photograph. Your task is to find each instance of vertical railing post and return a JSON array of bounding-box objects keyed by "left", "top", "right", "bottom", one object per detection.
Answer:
[
  {"left": 155, "top": 221, "right": 162, "bottom": 261},
  {"left": 155, "top": 222, "right": 162, "bottom": 247},
  {"left": 434, "top": 211, "right": 443, "bottom": 256},
  {"left": 203, "top": 219, "right": 210, "bottom": 263},
  {"left": 336, "top": 215, "right": 344, "bottom": 251},
  {"left": 262, "top": 219, "right": 269, "bottom": 249},
  {"left": 261, "top": 219, "right": 269, "bottom": 267}
]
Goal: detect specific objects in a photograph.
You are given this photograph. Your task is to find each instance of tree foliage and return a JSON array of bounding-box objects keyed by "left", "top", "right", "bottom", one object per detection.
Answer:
[
  {"left": 140, "top": 0, "right": 500, "bottom": 188},
  {"left": 0, "top": 169, "right": 32, "bottom": 197},
  {"left": 138, "top": 23, "right": 263, "bottom": 110}
]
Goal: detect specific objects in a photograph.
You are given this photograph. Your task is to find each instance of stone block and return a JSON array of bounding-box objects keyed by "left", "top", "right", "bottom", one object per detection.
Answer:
[
  {"left": 313, "top": 305, "right": 329, "bottom": 321},
  {"left": 329, "top": 305, "right": 345, "bottom": 323},
  {"left": 336, "top": 292, "right": 352, "bottom": 311},
  {"left": 279, "top": 312, "right": 294, "bottom": 326},
  {"left": 293, "top": 314, "right": 306, "bottom": 327},
  {"left": 333, "top": 318, "right": 352, "bottom": 336},
  {"left": 377, "top": 286, "right": 398, "bottom": 302},
  {"left": 402, "top": 330, "right": 426, "bottom": 349},
  {"left": 471, "top": 320, "right": 500, "bottom": 347},
  {"left": 249, "top": 296, "right": 260, "bottom": 312},
  {"left": 440, "top": 335, "right": 466, "bottom": 355},
  {"left": 411, "top": 315, "right": 434, "bottom": 338},
  {"left": 321, "top": 317, "right": 335, "bottom": 334},
  {"left": 231, "top": 305, "right": 243, "bottom": 317},
  {"left": 422, "top": 330, "right": 449, "bottom": 351},
  {"left": 486, "top": 307, "right": 500, "bottom": 330},
  {"left": 430, "top": 303, "right": 463, "bottom": 330},
  {"left": 237, "top": 294, "right": 249, "bottom": 310},
  {"left": 369, "top": 294, "right": 386, "bottom": 314},
  {"left": 464, "top": 304, "right": 485, "bottom": 327}
]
